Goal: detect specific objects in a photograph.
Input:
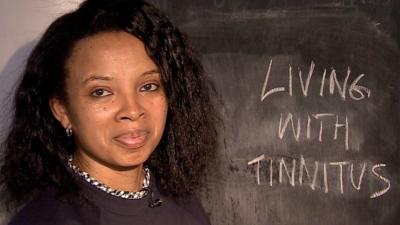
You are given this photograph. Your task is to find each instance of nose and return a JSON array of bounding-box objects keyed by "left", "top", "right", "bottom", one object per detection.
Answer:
[{"left": 115, "top": 94, "right": 145, "bottom": 122}]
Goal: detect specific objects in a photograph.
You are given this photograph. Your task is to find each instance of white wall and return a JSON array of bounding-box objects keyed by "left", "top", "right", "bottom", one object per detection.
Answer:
[
  {"left": 0, "top": 1, "right": 83, "bottom": 223},
  {"left": 0, "top": 0, "right": 82, "bottom": 70}
]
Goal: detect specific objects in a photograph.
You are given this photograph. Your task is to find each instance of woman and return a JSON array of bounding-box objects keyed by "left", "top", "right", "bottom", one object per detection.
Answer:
[{"left": 0, "top": 0, "right": 218, "bottom": 224}]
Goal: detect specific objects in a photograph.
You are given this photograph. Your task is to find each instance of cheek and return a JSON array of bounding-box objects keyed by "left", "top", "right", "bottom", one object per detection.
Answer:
[
  {"left": 148, "top": 96, "right": 168, "bottom": 127},
  {"left": 159, "top": 97, "right": 168, "bottom": 121},
  {"left": 159, "top": 98, "right": 168, "bottom": 134},
  {"left": 68, "top": 100, "right": 114, "bottom": 134}
]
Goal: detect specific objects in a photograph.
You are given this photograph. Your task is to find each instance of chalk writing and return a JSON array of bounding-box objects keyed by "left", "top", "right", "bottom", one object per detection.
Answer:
[
  {"left": 278, "top": 113, "right": 349, "bottom": 150},
  {"left": 248, "top": 154, "right": 390, "bottom": 198},
  {"left": 261, "top": 60, "right": 371, "bottom": 101},
  {"left": 249, "top": 59, "right": 391, "bottom": 199}
]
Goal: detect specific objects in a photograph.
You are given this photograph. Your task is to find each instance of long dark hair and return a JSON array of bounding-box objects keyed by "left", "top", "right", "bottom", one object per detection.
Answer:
[{"left": 0, "top": 0, "right": 218, "bottom": 210}]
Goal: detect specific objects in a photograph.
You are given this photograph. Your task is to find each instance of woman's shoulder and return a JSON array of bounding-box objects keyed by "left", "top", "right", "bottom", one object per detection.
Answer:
[
  {"left": 7, "top": 189, "right": 83, "bottom": 225},
  {"left": 6, "top": 183, "right": 211, "bottom": 225}
]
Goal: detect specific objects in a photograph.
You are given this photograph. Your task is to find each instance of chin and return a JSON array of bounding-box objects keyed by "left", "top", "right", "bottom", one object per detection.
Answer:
[
  {"left": 116, "top": 151, "right": 152, "bottom": 167},
  {"left": 109, "top": 160, "right": 145, "bottom": 171}
]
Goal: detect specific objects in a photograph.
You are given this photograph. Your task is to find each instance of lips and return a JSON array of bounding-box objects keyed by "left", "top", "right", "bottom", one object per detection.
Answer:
[{"left": 113, "top": 130, "right": 149, "bottom": 149}]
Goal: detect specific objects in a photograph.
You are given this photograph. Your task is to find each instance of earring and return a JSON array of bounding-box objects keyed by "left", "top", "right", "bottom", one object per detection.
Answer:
[{"left": 66, "top": 127, "right": 73, "bottom": 137}]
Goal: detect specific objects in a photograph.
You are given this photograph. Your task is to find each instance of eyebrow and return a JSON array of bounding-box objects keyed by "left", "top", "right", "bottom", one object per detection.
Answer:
[
  {"left": 141, "top": 69, "right": 160, "bottom": 77},
  {"left": 80, "top": 69, "right": 160, "bottom": 86},
  {"left": 81, "top": 75, "right": 113, "bottom": 86}
]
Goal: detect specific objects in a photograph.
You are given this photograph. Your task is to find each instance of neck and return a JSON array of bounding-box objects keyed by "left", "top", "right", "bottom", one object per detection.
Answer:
[{"left": 73, "top": 152, "right": 144, "bottom": 192}]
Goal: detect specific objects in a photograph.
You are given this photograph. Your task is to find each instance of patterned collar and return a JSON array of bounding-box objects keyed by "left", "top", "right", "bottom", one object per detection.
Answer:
[{"left": 67, "top": 156, "right": 150, "bottom": 200}]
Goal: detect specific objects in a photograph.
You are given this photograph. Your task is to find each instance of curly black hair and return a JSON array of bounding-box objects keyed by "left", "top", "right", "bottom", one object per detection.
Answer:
[{"left": 0, "top": 0, "right": 218, "bottom": 210}]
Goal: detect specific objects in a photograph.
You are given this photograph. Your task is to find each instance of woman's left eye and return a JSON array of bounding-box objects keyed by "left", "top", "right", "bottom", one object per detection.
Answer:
[{"left": 140, "top": 83, "right": 160, "bottom": 92}]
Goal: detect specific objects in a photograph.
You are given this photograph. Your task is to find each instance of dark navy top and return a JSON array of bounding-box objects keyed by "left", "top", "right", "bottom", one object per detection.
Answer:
[{"left": 7, "top": 176, "right": 211, "bottom": 225}]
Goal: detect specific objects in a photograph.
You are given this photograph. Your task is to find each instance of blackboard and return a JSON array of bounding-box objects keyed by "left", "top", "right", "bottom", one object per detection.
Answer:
[{"left": 152, "top": 1, "right": 400, "bottom": 225}]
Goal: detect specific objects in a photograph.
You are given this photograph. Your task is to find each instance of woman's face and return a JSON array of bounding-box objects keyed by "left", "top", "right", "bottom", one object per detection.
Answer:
[{"left": 51, "top": 31, "right": 168, "bottom": 170}]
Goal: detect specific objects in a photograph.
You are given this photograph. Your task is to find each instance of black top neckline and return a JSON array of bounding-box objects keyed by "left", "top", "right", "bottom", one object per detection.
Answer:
[{"left": 73, "top": 171, "right": 164, "bottom": 216}]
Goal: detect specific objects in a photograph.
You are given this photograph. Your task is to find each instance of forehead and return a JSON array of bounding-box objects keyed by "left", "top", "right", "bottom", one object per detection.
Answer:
[{"left": 65, "top": 31, "right": 157, "bottom": 80}]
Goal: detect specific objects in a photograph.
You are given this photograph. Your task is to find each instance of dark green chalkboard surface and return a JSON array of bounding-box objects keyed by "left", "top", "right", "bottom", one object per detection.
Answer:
[{"left": 156, "top": 1, "right": 400, "bottom": 224}]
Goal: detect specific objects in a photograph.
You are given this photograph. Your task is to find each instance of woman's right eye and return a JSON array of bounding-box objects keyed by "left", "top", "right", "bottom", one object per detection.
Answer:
[{"left": 90, "top": 89, "right": 112, "bottom": 97}]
